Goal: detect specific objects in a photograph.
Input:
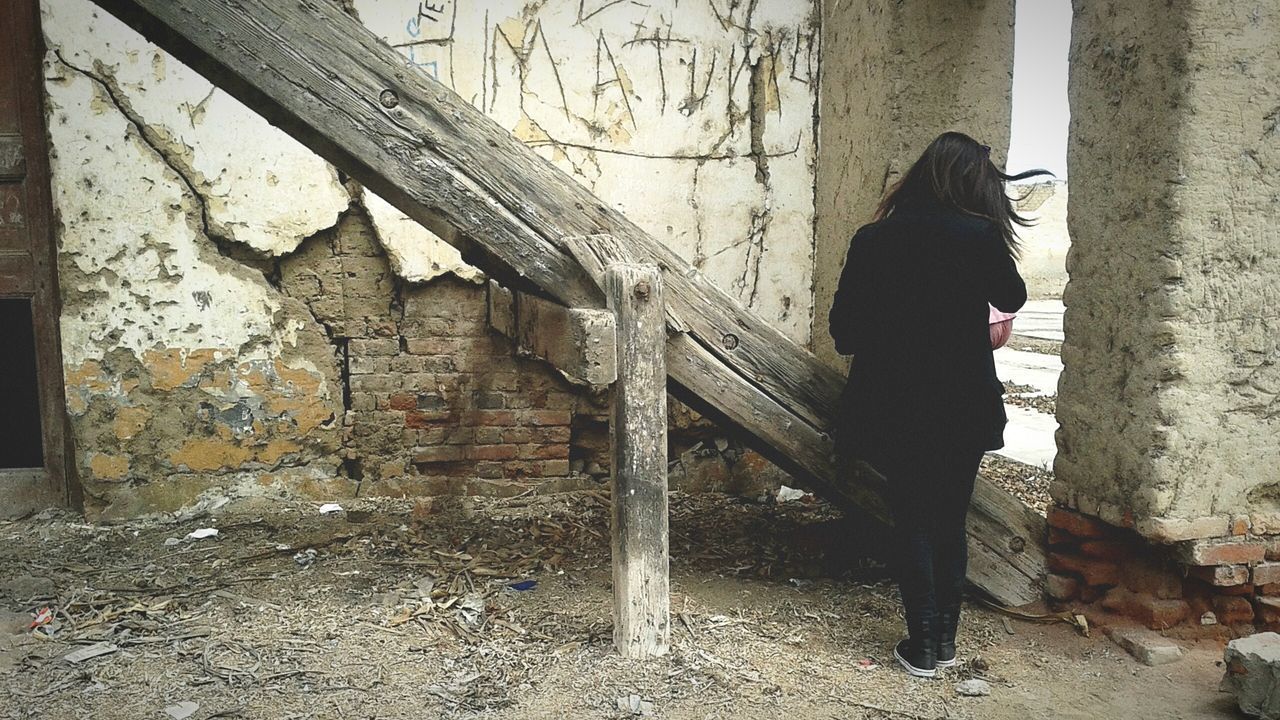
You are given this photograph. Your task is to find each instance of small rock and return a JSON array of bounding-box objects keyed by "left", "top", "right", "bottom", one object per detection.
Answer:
[
  {"left": 955, "top": 679, "right": 991, "bottom": 697},
  {"left": 1107, "top": 627, "right": 1184, "bottom": 666},
  {"left": 1222, "top": 632, "right": 1280, "bottom": 719},
  {"left": 616, "top": 694, "right": 654, "bottom": 716}
]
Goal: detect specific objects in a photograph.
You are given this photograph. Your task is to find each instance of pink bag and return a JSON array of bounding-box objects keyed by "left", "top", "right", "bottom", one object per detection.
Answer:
[{"left": 989, "top": 305, "right": 1015, "bottom": 349}]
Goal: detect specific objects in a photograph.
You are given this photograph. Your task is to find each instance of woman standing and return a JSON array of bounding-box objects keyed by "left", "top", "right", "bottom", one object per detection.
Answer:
[{"left": 829, "top": 132, "right": 1049, "bottom": 678}]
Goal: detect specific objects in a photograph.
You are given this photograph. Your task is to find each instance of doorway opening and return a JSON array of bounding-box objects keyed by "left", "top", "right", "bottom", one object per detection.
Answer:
[{"left": 0, "top": 297, "right": 45, "bottom": 468}]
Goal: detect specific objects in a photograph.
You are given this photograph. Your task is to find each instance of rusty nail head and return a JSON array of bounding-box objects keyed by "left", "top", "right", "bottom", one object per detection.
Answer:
[
  {"left": 379, "top": 89, "right": 399, "bottom": 108},
  {"left": 634, "top": 281, "right": 651, "bottom": 299},
  {"left": 722, "top": 333, "right": 739, "bottom": 350}
]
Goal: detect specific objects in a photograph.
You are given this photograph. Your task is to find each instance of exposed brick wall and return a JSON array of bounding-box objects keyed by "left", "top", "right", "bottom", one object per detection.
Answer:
[
  {"left": 281, "top": 211, "right": 587, "bottom": 497},
  {"left": 1045, "top": 505, "right": 1280, "bottom": 637}
]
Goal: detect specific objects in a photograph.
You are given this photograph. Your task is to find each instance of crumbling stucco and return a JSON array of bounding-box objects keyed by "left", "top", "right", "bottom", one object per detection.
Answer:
[
  {"left": 355, "top": 0, "right": 820, "bottom": 342},
  {"left": 1056, "top": 0, "right": 1280, "bottom": 529},
  {"left": 813, "top": 0, "right": 1016, "bottom": 367}
]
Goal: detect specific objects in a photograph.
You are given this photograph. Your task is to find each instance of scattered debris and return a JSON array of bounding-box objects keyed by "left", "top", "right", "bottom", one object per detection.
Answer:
[
  {"left": 293, "top": 548, "right": 318, "bottom": 567},
  {"left": 1222, "top": 632, "right": 1280, "bottom": 719},
  {"left": 508, "top": 579, "right": 537, "bottom": 591},
  {"left": 319, "top": 503, "right": 344, "bottom": 515},
  {"left": 63, "top": 642, "right": 118, "bottom": 664},
  {"left": 164, "top": 701, "right": 199, "bottom": 720},
  {"left": 616, "top": 694, "right": 655, "bottom": 716},
  {"left": 184, "top": 528, "right": 219, "bottom": 541},
  {"left": 955, "top": 678, "right": 992, "bottom": 697},
  {"left": 28, "top": 607, "right": 53, "bottom": 630},
  {"left": 776, "top": 486, "right": 807, "bottom": 503},
  {"left": 1106, "top": 627, "right": 1185, "bottom": 667},
  {"left": 855, "top": 658, "right": 878, "bottom": 672}
]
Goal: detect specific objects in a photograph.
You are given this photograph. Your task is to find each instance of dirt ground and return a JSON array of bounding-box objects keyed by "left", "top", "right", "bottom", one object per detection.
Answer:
[{"left": 0, "top": 491, "right": 1240, "bottom": 719}]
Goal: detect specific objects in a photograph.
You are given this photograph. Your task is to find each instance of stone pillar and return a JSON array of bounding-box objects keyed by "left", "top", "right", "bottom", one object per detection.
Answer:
[
  {"left": 813, "top": 0, "right": 1015, "bottom": 368},
  {"left": 1056, "top": 0, "right": 1280, "bottom": 540}
]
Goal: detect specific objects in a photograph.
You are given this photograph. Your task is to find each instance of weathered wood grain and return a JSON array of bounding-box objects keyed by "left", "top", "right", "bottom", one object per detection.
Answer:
[
  {"left": 487, "top": 281, "right": 617, "bottom": 387},
  {"left": 606, "top": 264, "right": 669, "bottom": 658},
  {"left": 92, "top": 0, "right": 1045, "bottom": 605}
]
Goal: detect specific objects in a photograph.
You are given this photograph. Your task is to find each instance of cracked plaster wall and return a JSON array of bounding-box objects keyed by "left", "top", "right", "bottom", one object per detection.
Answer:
[
  {"left": 813, "top": 0, "right": 1015, "bottom": 369},
  {"left": 355, "top": 0, "right": 821, "bottom": 341},
  {"left": 41, "top": 0, "right": 818, "bottom": 515},
  {"left": 1056, "top": 0, "right": 1280, "bottom": 531}
]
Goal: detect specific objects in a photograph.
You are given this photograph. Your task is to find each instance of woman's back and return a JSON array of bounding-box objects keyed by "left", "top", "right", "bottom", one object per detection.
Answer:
[{"left": 830, "top": 202, "right": 1026, "bottom": 460}]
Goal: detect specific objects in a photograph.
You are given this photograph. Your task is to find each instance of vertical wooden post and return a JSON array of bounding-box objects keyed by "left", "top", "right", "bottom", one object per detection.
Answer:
[{"left": 605, "top": 263, "right": 669, "bottom": 659}]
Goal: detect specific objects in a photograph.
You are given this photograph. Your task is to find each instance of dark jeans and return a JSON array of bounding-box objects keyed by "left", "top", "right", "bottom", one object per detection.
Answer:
[{"left": 878, "top": 446, "right": 984, "bottom": 638}]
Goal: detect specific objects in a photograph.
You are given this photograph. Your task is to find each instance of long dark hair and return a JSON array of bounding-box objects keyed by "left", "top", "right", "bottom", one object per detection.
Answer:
[{"left": 874, "top": 132, "right": 1053, "bottom": 258}]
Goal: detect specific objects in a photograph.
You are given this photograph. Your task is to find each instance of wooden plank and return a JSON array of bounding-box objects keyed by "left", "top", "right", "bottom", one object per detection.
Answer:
[
  {"left": 487, "top": 281, "right": 616, "bottom": 386},
  {"left": 91, "top": 0, "right": 1046, "bottom": 605},
  {"left": 606, "top": 263, "right": 669, "bottom": 659}
]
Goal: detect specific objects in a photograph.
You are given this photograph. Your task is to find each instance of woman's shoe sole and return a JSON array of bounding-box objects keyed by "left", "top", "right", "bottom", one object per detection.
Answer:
[{"left": 893, "top": 645, "right": 937, "bottom": 678}]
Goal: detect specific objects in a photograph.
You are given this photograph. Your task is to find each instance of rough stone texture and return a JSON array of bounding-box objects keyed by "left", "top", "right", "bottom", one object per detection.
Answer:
[
  {"left": 1223, "top": 633, "right": 1280, "bottom": 719},
  {"left": 354, "top": 0, "right": 820, "bottom": 343},
  {"left": 1106, "top": 626, "right": 1185, "bottom": 667},
  {"left": 813, "top": 0, "right": 1014, "bottom": 367},
  {"left": 1057, "top": 0, "right": 1280, "bottom": 532}
]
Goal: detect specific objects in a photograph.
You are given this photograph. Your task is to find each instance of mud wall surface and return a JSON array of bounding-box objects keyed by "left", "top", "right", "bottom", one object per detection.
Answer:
[
  {"left": 1014, "top": 181, "right": 1069, "bottom": 299},
  {"left": 813, "top": 0, "right": 1015, "bottom": 368},
  {"left": 1056, "top": 0, "right": 1280, "bottom": 536},
  {"left": 41, "top": 0, "right": 814, "bottom": 516}
]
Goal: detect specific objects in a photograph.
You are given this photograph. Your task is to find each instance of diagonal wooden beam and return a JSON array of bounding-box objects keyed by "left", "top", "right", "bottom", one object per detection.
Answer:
[{"left": 89, "top": 0, "right": 1045, "bottom": 605}]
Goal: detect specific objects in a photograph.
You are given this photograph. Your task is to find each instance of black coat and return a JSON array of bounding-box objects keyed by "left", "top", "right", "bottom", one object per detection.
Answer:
[{"left": 828, "top": 201, "right": 1027, "bottom": 467}]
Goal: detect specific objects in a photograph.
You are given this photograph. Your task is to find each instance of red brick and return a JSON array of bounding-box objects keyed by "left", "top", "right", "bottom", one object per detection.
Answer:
[
  {"left": 1188, "top": 564, "right": 1250, "bottom": 587},
  {"left": 388, "top": 393, "right": 417, "bottom": 411},
  {"left": 412, "top": 446, "right": 464, "bottom": 463},
  {"left": 1120, "top": 557, "right": 1183, "bottom": 599},
  {"left": 1253, "top": 562, "right": 1280, "bottom": 586},
  {"left": 1048, "top": 551, "right": 1120, "bottom": 587},
  {"left": 1256, "top": 597, "right": 1280, "bottom": 625},
  {"left": 1047, "top": 526, "right": 1078, "bottom": 547},
  {"left": 405, "top": 411, "right": 450, "bottom": 428},
  {"left": 524, "top": 410, "right": 572, "bottom": 426},
  {"left": 535, "top": 459, "right": 571, "bottom": 476},
  {"left": 1213, "top": 595, "right": 1255, "bottom": 625},
  {"left": 1232, "top": 516, "right": 1252, "bottom": 536},
  {"left": 1178, "top": 538, "right": 1266, "bottom": 566},
  {"left": 462, "top": 410, "right": 517, "bottom": 426},
  {"left": 519, "top": 443, "right": 570, "bottom": 460},
  {"left": 1259, "top": 583, "right": 1280, "bottom": 596},
  {"left": 529, "top": 426, "right": 572, "bottom": 444},
  {"left": 1078, "top": 584, "right": 1106, "bottom": 603},
  {"left": 1079, "top": 540, "right": 1130, "bottom": 561},
  {"left": 1047, "top": 507, "right": 1114, "bottom": 540},
  {"left": 470, "top": 444, "right": 518, "bottom": 461},
  {"left": 1135, "top": 597, "right": 1190, "bottom": 630},
  {"left": 1046, "top": 573, "right": 1079, "bottom": 601},
  {"left": 473, "top": 427, "right": 504, "bottom": 444},
  {"left": 1218, "top": 584, "right": 1256, "bottom": 597}
]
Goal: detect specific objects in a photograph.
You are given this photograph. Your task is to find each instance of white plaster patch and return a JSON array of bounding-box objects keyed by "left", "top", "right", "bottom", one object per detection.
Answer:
[
  {"left": 361, "top": 189, "right": 482, "bottom": 284},
  {"left": 42, "top": 58, "right": 297, "bottom": 366},
  {"left": 41, "top": 0, "right": 350, "bottom": 257}
]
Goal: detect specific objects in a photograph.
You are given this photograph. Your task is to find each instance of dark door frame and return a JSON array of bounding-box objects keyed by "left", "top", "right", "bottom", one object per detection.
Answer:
[{"left": 0, "top": 0, "right": 76, "bottom": 515}]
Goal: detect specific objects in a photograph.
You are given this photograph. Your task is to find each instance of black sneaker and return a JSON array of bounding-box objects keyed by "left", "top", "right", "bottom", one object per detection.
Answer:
[
  {"left": 893, "top": 639, "right": 937, "bottom": 678},
  {"left": 936, "top": 642, "right": 957, "bottom": 668}
]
